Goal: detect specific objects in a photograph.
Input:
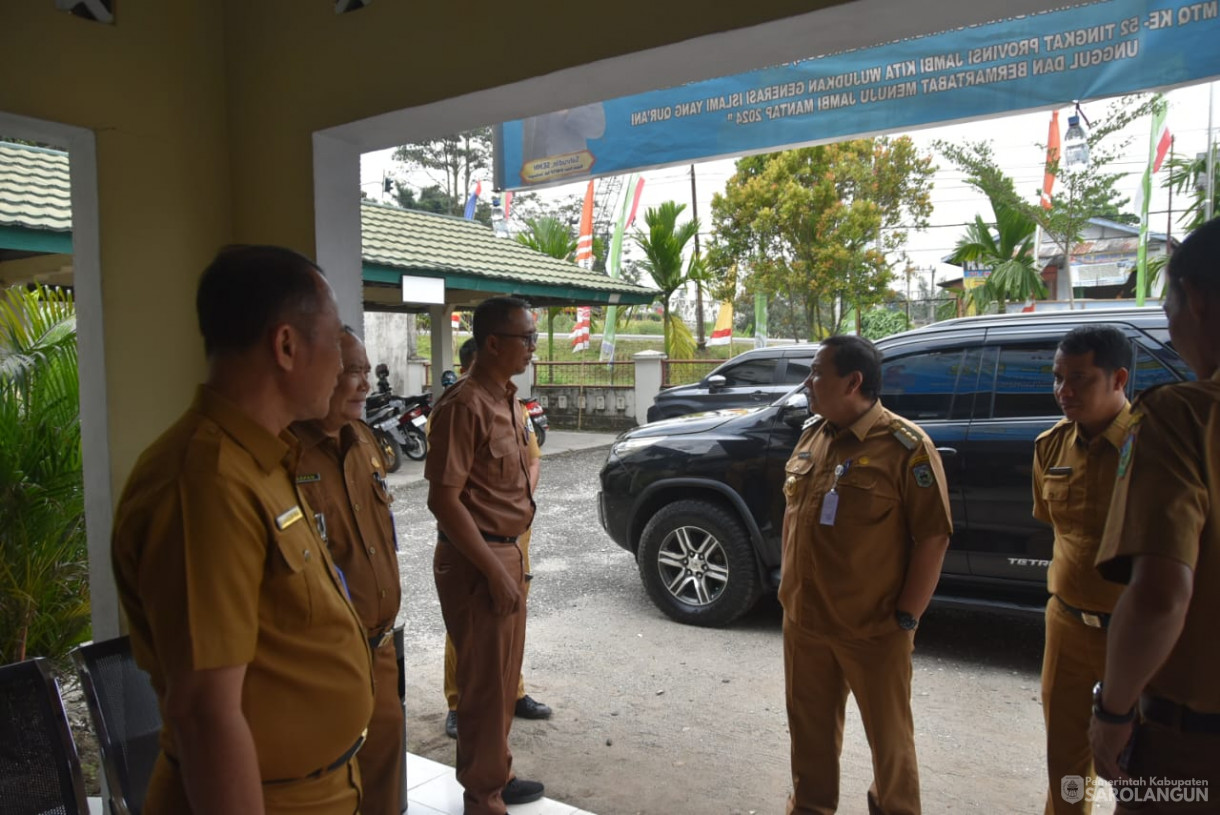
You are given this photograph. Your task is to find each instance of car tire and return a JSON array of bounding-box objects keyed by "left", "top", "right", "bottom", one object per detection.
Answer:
[{"left": 637, "top": 499, "right": 762, "bottom": 627}]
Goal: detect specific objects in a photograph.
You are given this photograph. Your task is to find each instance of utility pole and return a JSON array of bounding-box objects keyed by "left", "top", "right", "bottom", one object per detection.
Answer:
[{"left": 690, "top": 164, "right": 706, "bottom": 350}]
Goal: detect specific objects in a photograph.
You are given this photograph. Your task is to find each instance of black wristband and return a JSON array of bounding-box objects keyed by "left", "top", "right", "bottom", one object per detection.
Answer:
[{"left": 1092, "top": 682, "right": 1136, "bottom": 724}]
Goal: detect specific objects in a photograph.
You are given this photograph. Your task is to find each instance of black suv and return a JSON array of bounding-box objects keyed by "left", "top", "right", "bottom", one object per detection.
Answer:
[
  {"left": 599, "top": 309, "right": 1192, "bottom": 627},
  {"left": 646, "top": 344, "right": 817, "bottom": 423}
]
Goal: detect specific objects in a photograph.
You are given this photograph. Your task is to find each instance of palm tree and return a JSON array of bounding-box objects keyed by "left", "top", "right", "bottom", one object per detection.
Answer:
[
  {"left": 1163, "top": 145, "right": 1219, "bottom": 233},
  {"left": 949, "top": 204, "right": 1045, "bottom": 313},
  {"left": 633, "top": 201, "right": 702, "bottom": 357},
  {"left": 516, "top": 216, "right": 577, "bottom": 363},
  {"left": 0, "top": 284, "right": 89, "bottom": 663}
]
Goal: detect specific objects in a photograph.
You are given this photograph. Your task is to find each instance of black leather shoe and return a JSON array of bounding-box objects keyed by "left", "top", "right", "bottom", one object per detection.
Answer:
[
  {"left": 501, "top": 777, "right": 545, "bottom": 805},
  {"left": 444, "top": 710, "right": 458, "bottom": 739},
  {"left": 514, "top": 694, "right": 553, "bottom": 720}
]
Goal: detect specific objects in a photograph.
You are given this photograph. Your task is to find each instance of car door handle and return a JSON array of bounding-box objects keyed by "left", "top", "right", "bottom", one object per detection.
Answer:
[{"left": 936, "top": 447, "right": 958, "bottom": 458}]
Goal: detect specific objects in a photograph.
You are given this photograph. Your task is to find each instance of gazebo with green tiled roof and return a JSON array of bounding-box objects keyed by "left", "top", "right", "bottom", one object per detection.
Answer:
[{"left": 359, "top": 202, "right": 656, "bottom": 311}]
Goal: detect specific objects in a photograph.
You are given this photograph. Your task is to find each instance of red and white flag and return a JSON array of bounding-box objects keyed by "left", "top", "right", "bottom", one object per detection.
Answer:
[
  {"left": 1152, "top": 119, "right": 1172, "bottom": 173},
  {"left": 575, "top": 180, "right": 595, "bottom": 269},
  {"left": 570, "top": 306, "right": 591, "bottom": 352},
  {"left": 1041, "top": 111, "right": 1060, "bottom": 210},
  {"left": 451, "top": 312, "right": 461, "bottom": 331}
]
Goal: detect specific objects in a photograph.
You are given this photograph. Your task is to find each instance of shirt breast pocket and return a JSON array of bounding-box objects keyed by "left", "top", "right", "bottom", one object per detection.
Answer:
[
  {"left": 784, "top": 458, "right": 815, "bottom": 502},
  {"left": 489, "top": 432, "right": 521, "bottom": 483},
  {"left": 835, "top": 471, "right": 896, "bottom": 526},
  {"left": 1042, "top": 477, "right": 1070, "bottom": 506},
  {"left": 268, "top": 528, "right": 314, "bottom": 630}
]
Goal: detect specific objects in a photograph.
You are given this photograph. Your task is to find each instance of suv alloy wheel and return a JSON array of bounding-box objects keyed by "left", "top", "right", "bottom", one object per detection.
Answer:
[{"left": 637, "top": 499, "right": 762, "bottom": 627}]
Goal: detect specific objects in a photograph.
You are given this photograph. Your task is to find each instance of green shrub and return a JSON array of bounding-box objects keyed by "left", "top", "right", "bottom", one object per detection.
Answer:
[{"left": 0, "top": 285, "right": 88, "bottom": 664}]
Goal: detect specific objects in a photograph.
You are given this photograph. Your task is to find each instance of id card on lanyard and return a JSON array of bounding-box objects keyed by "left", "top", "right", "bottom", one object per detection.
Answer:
[{"left": 820, "top": 459, "right": 851, "bottom": 525}]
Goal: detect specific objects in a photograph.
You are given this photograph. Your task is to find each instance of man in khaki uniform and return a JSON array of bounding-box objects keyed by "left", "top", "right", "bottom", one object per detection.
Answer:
[
  {"left": 443, "top": 338, "right": 551, "bottom": 740},
  {"left": 1091, "top": 216, "right": 1220, "bottom": 812},
  {"left": 1033, "top": 325, "right": 1133, "bottom": 815},
  {"left": 426, "top": 297, "right": 545, "bottom": 815},
  {"left": 111, "top": 246, "right": 374, "bottom": 815},
  {"left": 293, "top": 329, "right": 403, "bottom": 815},
  {"left": 781, "top": 334, "right": 952, "bottom": 815}
]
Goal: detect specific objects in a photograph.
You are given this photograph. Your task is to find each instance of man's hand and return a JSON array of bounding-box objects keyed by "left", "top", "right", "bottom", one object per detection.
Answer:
[
  {"left": 486, "top": 562, "right": 523, "bottom": 615},
  {"left": 1089, "top": 716, "right": 1133, "bottom": 782}
]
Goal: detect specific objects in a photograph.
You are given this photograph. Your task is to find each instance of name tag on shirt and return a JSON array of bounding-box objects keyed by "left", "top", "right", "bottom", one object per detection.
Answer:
[
  {"left": 819, "top": 492, "right": 839, "bottom": 525},
  {"left": 1048, "top": 466, "right": 1073, "bottom": 476},
  {"left": 275, "top": 505, "right": 304, "bottom": 531}
]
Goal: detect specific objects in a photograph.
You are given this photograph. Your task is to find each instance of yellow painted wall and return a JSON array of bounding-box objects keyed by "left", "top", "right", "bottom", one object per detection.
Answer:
[
  {"left": 0, "top": 0, "right": 843, "bottom": 488},
  {"left": 0, "top": 2, "right": 230, "bottom": 485}
]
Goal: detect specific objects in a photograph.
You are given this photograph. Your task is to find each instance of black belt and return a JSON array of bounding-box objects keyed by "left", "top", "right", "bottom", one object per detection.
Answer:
[
  {"left": 438, "top": 530, "right": 518, "bottom": 544},
  {"left": 264, "top": 729, "right": 367, "bottom": 785},
  {"left": 1141, "top": 694, "right": 1220, "bottom": 734},
  {"left": 1056, "top": 596, "right": 1111, "bottom": 629}
]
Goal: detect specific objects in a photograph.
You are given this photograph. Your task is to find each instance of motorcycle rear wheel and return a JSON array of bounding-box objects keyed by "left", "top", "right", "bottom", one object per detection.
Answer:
[
  {"left": 374, "top": 429, "right": 403, "bottom": 473},
  {"left": 403, "top": 428, "right": 428, "bottom": 461}
]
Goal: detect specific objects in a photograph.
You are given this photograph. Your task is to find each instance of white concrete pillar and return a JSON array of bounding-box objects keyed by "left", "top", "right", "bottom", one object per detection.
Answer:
[
  {"left": 429, "top": 305, "right": 454, "bottom": 399},
  {"left": 633, "top": 350, "right": 666, "bottom": 423}
]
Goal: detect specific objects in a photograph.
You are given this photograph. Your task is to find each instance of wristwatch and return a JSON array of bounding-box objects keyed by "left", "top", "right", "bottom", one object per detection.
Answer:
[
  {"left": 896, "top": 610, "right": 918, "bottom": 631},
  {"left": 1092, "top": 682, "right": 1136, "bottom": 724}
]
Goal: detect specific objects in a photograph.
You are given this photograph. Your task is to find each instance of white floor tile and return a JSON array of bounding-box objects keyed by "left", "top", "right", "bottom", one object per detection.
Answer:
[
  {"left": 407, "top": 751, "right": 454, "bottom": 788},
  {"left": 403, "top": 803, "right": 450, "bottom": 815},
  {"left": 407, "top": 770, "right": 467, "bottom": 813}
]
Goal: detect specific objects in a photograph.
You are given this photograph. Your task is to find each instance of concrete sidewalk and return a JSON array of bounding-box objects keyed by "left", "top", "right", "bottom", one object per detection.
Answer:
[{"left": 385, "top": 428, "right": 620, "bottom": 489}]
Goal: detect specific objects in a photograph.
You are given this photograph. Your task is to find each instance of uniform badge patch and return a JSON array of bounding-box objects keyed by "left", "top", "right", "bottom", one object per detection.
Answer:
[
  {"left": 295, "top": 473, "right": 321, "bottom": 484},
  {"left": 1117, "top": 431, "right": 1136, "bottom": 478},
  {"left": 912, "top": 463, "right": 934, "bottom": 488}
]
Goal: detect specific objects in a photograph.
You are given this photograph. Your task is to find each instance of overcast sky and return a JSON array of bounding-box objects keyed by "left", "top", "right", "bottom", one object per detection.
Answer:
[{"left": 361, "top": 81, "right": 1217, "bottom": 293}]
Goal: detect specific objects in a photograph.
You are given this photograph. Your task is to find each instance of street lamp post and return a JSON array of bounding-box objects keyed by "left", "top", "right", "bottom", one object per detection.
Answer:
[{"left": 1062, "top": 112, "right": 1090, "bottom": 310}]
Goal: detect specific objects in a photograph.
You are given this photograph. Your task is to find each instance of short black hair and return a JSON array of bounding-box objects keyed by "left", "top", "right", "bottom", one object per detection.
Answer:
[
  {"left": 472, "top": 296, "right": 530, "bottom": 349},
  {"left": 196, "top": 245, "right": 326, "bottom": 358},
  {"left": 1167, "top": 215, "right": 1220, "bottom": 298},
  {"left": 822, "top": 334, "right": 883, "bottom": 399},
  {"left": 1057, "top": 325, "right": 1131, "bottom": 373},
  {"left": 459, "top": 337, "right": 477, "bottom": 369}
]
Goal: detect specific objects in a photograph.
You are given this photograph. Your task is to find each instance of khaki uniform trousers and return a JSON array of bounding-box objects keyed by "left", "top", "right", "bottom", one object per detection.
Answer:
[
  {"left": 1116, "top": 721, "right": 1220, "bottom": 813},
  {"left": 444, "top": 527, "right": 531, "bottom": 708},
  {"left": 143, "top": 751, "right": 362, "bottom": 814},
  {"left": 784, "top": 620, "right": 919, "bottom": 815},
  {"left": 360, "top": 640, "right": 405, "bottom": 815},
  {"left": 1042, "top": 597, "right": 1109, "bottom": 815},
  {"left": 434, "top": 538, "right": 527, "bottom": 815}
]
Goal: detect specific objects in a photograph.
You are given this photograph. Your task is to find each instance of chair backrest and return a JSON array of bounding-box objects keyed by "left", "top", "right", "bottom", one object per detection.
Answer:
[
  {"left": 71, "top": 637, "right": 161, "bottom": 815},
  {"left": 0, "top": 657, "right": 89, "bottom": 815}
]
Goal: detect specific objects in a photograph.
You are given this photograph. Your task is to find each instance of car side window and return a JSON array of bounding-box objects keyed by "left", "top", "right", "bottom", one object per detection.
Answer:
[
  {"left": 881, "top": 349, "right": 964, "bottom": 421},
  {"left": 1131, "top": 345, "right": 1179, "bottom": 394},
  {"left": 781, "top": 358, "right": 811, "bottom": 385},
  {"left": 718, "top": 358, "right": 777, "bottom": 388},
  {"left": 990, "top": 344, "right": 1059, "bottom": 418}
]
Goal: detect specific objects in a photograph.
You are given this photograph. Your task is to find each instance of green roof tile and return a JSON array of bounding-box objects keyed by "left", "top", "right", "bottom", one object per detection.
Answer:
[{"left": 0, "top": 142, "right": 71, "bottom": 233}]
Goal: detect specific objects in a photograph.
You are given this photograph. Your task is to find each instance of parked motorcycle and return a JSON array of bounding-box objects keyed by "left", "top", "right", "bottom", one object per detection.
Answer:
[
  {"left": 521, "top": 396, "right": 548, "bottom": 448},
  {"left": 395, "top": 393, "right": 431, "bottom": 462},
  {"left": 366, "top": 393, "right": 410, "bottom": 473}
]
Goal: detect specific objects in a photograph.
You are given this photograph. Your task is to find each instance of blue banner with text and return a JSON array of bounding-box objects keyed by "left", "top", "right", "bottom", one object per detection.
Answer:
[{"left": 494, "top": 0, "right": 1220, "bottom": 190}]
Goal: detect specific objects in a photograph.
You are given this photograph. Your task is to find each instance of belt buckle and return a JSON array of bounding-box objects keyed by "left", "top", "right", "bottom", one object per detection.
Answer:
[{"left": 1081, "top": 612, "right": 1102, "bottom": 628}]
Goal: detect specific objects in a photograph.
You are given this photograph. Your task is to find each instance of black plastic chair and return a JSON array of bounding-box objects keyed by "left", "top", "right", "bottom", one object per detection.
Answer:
[
  {"left": 71, "top": 637, "right": 161, "bottom": 815},
  {"left": 0, "top": 656, "right": 89, "bottom": 815}
]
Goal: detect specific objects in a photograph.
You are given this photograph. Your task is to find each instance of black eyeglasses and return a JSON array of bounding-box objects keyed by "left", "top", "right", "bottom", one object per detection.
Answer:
[{"left": 494, "top": 331, "right": 539, "bottom": 346}]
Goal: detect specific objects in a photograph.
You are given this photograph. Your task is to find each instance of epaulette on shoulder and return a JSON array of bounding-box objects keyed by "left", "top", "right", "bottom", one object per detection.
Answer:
[
  {"left": 889, "top": 418, "right": 922, "bottom": 451},
  {"left": 802, "top": 415, "right": 827, "bottom": 432},
  {"left": 1132, "top": 382, "right": 1174, "bottom": 407},
  {"left": 1035, "top": 417, "right": 1072, "bottom": 445}
]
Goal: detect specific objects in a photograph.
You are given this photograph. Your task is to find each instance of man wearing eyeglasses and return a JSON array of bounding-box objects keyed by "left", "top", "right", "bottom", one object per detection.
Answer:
[{"left": 426, "top": 296, "right": 545, "bottom": 815}]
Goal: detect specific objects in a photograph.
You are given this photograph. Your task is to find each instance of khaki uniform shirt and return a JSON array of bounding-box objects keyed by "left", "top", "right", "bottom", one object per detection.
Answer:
[
  {"left": 1097, "top": 371, "right": 1220, "bottom": 713},
  {"left": 112, "top": 387, "right": 374, "bottom": 781},
  {"left": 425, "top": 372, "right": 535, "bottom": 538},
  {"left": 779, "top": 400, "right": 953, "bottom": 638},
  {"left": 293, "top": 420, "right": 402, "bottom": 634},
  {"left": 1032, "top": 404, "right": 1132, "bottom": 613}
]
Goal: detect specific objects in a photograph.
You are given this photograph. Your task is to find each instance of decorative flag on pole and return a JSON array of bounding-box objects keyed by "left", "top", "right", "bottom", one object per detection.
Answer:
[
  {"left": 570, "top": 306, "right": 591, "bottom": 351},
  {"left": 463, "top": 181, "right": 482, "bottom": 220},
  {"left": 1136, "top": 100, "right": 1170, "bottom": 307},
  {"left": 754, "top": 291, "right": 768, "bottom": 349},
  {"left": 1041, "top": 111, "right": 1060, "bottom": 210},
  {"left": 600, "top": 174, "right": 645, "bottom": 362},
  {"left": 502, "top": 191, "right": 513, "bottom": 223},
  {"left": 575, "top": 180, "right": 595, "bottom": 268},
  {"left": 707, "top": 300, "right": 733, "bottom": 346}
]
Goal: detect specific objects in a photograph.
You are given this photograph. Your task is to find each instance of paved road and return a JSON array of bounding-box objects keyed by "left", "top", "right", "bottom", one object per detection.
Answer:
[{"left": 384, "top": 440, "right": 1096, "bottom": 814}]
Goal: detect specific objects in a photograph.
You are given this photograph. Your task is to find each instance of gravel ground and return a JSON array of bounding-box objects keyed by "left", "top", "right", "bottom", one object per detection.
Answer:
[{"left": 389, "top": 445, "right": 1116, "bottom": 815}]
